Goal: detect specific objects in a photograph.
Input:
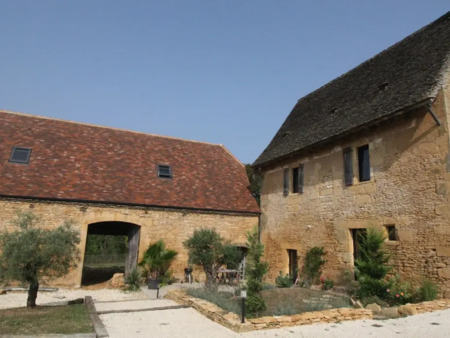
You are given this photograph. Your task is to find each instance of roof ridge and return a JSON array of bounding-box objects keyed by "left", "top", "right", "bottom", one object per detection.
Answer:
[
  {"left": 219, "top": 144, "right": 245, "bottom": 167},
  {"left": 0, "top": 109, "right": 222, "bottom": 147},
  {"left": 296, "top": 11, "right": 450, "bottom": 107}
]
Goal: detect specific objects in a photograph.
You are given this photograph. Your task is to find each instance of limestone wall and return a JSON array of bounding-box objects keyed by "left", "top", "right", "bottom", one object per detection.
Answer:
[
  {"left": 0, "top": 198, "right": 258, "bottom": 287},
  {"left": 260, "top": 87, "right": 450, "bottom": 296}
]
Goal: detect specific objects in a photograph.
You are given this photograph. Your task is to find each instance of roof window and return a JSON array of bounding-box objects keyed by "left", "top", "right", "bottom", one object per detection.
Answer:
[
  {"left": 9, "top": 147, "right": 32, "bottom": 164},
  {"left": 157, "top": 165, "right": 172, "bottom": 179}
]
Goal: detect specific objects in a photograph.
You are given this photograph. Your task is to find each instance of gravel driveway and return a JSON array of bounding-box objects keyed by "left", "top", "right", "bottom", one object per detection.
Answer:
[{"left": 2, "top": 288, "right": 449, "bottom": 337}]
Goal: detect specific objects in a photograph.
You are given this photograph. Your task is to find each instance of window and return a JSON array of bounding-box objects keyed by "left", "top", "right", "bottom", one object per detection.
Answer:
[
  {"left": 283, "top": 168, "right": 289, "bottom": 196},
  {"left": 358, "top": 145, "right": 370, "bottom": 182},
  {"left": 385, "top": 225, "right": 398, "bottom": 241},
  {"left": 343, "top": 148, "right": 353, "bottom": 186},
  {"left": 9, "top": 147, "right": 32, "bottom": 164},
  {"left": 292, "top": 165, "right": 304, "bottom": 194},
  {"left": 157, "top": 165, "right": 172, "bottom": 179}
]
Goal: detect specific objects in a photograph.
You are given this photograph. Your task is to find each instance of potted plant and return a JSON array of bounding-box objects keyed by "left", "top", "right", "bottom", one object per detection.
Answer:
[{"left": 139, "top": 240, "right": 178, "bottom": 289}]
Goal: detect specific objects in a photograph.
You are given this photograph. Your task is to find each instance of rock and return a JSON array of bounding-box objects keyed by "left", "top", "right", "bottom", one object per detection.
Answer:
[
  {"left": 0, "top": 290, "right": 6, "bottom": 295},
  {"left": 109, "top": 273, "right": 125, "bottom": 288},
  {"left": 444, "top": 289, "right": 450, "bottom": 299},
  {"left": 381, "top": 307, "right": 399, "bottom": 317},
  {"left": 398, "top": 304, "right": 418, "bottom": 316},
  {"left": 366, "top": 303, "right": 382, "bottom": 314}
]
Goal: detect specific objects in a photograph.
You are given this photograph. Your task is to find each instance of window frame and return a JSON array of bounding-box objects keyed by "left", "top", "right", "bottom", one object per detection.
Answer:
[
  {"left": 9, "top": 146, "right": 32, "bottom": 164},
  {"left": 343, "top": 147, "right": 353, "bottom": 186},
  {"left": 283, "top": 168, "right": 289, "bottom": 196},
  {"left": 157, "top": 164, "right": 172, "bottom": 179},
  {"left": 292, "top": 164, "right": 304, "bottom": 194},
  {"left": 385, "top": 225, "right": 398, "bottom": 241},
  {"left": 357, "top": 144, "right": 371, "bottom": 182}
]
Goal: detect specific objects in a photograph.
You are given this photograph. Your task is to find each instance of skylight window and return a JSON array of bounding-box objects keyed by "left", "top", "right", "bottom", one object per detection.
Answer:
[
  {"left": 9, "top": 147, "right": 32, "bottom": 164},
  {"left": 157, "top": 165, "right": 172, "bottom": 179}
]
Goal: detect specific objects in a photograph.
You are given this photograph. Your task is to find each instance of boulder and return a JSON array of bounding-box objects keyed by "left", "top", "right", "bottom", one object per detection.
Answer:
[
  {"left": 365, "top": 303, "right": 382, "bottom": 314},
  {"left": 398, "top": 304, "right": 418, "bottom": 316},
  {"left": 109, "top": 273, "right": 125, "bottom": 288},
  {"left": 381, "top": 307, "right": 399, "bottom": 317}
]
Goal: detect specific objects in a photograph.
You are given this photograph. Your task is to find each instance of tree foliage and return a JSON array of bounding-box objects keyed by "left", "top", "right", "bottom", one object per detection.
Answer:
[
  {"left": 183, "top": 229, "right": 241, "bottom": 289},
  {"left": 245, "top": 164, "right": 261, "bottom": 206},
  {"left": 0, "top": 211, "right": 80, "bottom": 307},
  {"left": 245, "top": 227, "right": 268, "bottom": 317},
  {"left": 85, "top": 235, "right": 127, "bottom": 255}
]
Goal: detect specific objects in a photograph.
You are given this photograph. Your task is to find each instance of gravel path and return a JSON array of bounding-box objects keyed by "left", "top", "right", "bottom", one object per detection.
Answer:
[
  {"left": 0, "top": 287, "right": 148, "bottom": 309},
  {"left": 100, "top": 306, "right": 450, "bottom": 338},
  {"left": 2, "top": 288, "right": 449, "bottom": 337}
]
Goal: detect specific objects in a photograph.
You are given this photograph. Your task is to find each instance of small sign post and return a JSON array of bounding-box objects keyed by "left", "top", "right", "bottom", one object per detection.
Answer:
[{"left": 240, "top": 289, "right": 247, "bottom": 323}]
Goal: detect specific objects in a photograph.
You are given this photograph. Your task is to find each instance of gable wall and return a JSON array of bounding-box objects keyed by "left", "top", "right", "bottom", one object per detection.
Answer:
[
  {"left": 0, "top": 198, "right": 258, "bottom": 287},
  {"left": 260, "top": 88, "right": 450, "bottom": 297}
]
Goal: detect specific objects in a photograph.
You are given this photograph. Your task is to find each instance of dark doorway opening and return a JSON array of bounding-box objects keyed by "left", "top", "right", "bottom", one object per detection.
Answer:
[
  {"left": 351, "top": 228, "right": 366, "bottom": 279},
  {"left": 288, "top": 249, "right": 298, "bottom": 282},
  {"left": 81, "top": 221, "right": 140, "bottom": 286}
]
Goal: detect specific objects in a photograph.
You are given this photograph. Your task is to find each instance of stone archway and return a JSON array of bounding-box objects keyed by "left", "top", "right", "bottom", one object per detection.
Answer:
[{"left": 81, "top": 221, "right": 141, "bottom": 285}]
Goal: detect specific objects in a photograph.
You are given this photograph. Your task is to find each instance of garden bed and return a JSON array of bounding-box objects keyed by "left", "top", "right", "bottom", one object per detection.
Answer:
[{"left": 166, "top": 289, "right": 372, "bottom": 332}]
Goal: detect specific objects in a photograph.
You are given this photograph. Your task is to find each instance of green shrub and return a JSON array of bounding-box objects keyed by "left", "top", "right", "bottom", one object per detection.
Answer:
[
  {"left": 355, "top": 228, "right": 392, "bottom": 300},
  {"left": 384, "top": 275, "right": 414, "bottom": 305},
  {"left": 245, "top": 227, "right": 268, "bottom": 317},
  {"left": 124, "top": 267, "right": 141, "bottom": 292},
  {"left": 300, "top": 247, "right": 326, "bottom": 286},
  {"left": 415, "top": 279, "right": 438, "bottom": 302},
  {"left": 139, "top": 240, "right": 177, "bottom": 286},
  {"left": 246, "top": 294, "right": 266, "bottom": 318},
  {"left": 275, "top": 272, "right": 293, "bottom": 288},
  {"left": 322, "top": 278, "right": 334, "bottom": 291}
]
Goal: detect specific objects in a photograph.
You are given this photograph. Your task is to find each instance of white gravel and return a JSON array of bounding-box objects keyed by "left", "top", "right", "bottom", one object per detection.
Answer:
[
  {"left": 2, "top": 287, "right": 449, "bottom": 337},
  {"left": 0, "top": 288, "right": 148, "bottom": 309}
]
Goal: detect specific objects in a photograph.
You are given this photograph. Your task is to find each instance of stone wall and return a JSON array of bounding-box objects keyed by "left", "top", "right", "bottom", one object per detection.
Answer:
[
  {"left": 259, "top": 87, "right": 450, "bottom": 296},
  {"left": 0, "top": 198, "right": 258, "bottom": 287}
]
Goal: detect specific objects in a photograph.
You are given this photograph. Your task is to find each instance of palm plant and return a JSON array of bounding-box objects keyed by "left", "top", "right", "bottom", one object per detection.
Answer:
[{"left": 139, "top": 240, "right": 178, "bottom": 282}]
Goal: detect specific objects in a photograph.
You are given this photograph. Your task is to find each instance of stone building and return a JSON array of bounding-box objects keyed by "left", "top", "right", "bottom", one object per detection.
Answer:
[
  {"left": 0, "top": 110, "right": 259, "bottom": 287},
  {"left": 253, "top": 12, "right": 450, "bottom": 296}
]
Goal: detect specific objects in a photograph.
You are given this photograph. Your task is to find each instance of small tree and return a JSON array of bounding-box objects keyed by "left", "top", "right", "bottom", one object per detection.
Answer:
[
  {"left": 183, "top": 229, "right": 241, "bottom": 289},
  {"left": 0, "top": 211, "right": 80, "bottom": 307},
  {"left": 245, "top": 227, "right": 268, "bottom": 317},
  {"left": 355, "top": 227, "right": 392, "bottom": 300}
]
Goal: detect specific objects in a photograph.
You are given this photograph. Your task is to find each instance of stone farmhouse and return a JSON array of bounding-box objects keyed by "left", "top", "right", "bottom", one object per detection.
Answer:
[
  {"left": 253, "top": 12, "right": 450, "bottom": 296},
  {"left": 0, "top": 110, "right": 260, "bottom": 287}
]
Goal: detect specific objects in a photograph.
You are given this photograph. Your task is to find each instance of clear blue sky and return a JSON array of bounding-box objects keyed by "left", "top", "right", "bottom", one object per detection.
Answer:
[{"left": 1, "top": 1, "right": 449, "bottom": 164}]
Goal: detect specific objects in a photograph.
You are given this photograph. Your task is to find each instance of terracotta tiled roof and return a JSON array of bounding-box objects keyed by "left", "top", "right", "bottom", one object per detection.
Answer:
[
  {"left": 0, "top": 110, "right": 260, "bottom": 214},
  {"left": 254, "top": 12, "right": 450, "bottom": 167}
]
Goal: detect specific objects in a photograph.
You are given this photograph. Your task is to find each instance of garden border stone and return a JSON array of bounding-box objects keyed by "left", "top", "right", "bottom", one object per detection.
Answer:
[{"left": 165, "top": 289, "right": 373, "bottom": 332}]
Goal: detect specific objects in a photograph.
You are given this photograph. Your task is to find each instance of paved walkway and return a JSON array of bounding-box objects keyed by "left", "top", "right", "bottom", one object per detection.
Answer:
[{"left": 93, "top": 287, "right": 450, "bottom": 338}]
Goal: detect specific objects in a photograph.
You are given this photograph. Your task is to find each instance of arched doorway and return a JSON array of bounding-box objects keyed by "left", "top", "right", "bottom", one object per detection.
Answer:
[{"left": 81, "top": 221, "right": 140, "bottom": 286}]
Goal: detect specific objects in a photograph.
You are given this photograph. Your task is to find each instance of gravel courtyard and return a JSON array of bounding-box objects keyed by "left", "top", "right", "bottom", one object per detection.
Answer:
[{"left": 1, "top": 288, "right": 449, "bottom": 337}]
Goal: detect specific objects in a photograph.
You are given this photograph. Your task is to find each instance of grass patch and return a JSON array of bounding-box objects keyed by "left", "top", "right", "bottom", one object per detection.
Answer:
[{"left": 0, "top": 304, "right": 94, "bottom": 335}]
